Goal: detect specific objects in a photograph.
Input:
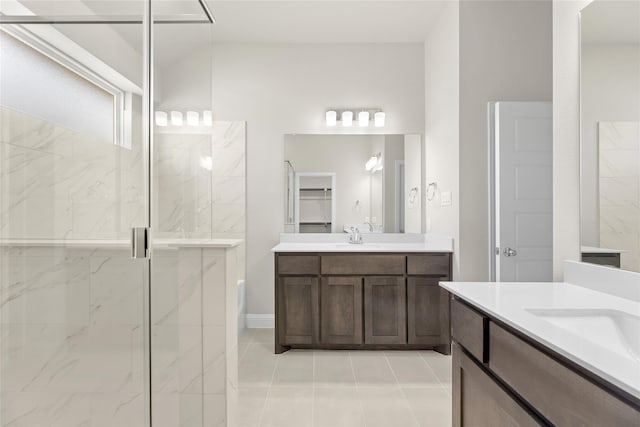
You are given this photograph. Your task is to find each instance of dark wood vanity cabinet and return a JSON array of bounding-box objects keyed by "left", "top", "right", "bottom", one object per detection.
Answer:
[
  {"left": 451, "top": 297, "right": 640, "bottom": 427},
  {"left": 320, "top": 276, "right": 363, "bottom": 345},
  {"left": 364, "top": 276, "right": 406, "bottom": 345},
  {"left": 275, "top": 252, "right": 452, "bottom": 353}
]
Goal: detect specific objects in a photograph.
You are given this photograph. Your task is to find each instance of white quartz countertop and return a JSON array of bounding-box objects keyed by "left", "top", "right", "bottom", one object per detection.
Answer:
[
  {"left": 271, "top": 242, "right": 451, "bottom": 252},
  {"left": 440, "top": 281, "right": 640, "bottom": 401},
  {"left": 271, "top": 233, "right": 453, "bottom": 253},
  {"left": 581, "top": 245, "right": 626, "bottom": 254}
]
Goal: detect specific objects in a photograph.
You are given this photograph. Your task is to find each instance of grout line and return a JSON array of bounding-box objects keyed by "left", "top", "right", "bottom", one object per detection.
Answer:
[
  {"left": 311, "top": 350, "right": 316, "bottom": 427},
  {"left": 349, "top": 351, "right": 368, "bottom": 427},
  {"left": 419, "top": 351, "right": 448, "bottom": 389},
  {"left": 255, "top": 338, "right": 279, "bottom": 427},
  {"left": 385, "top": 351, "right": 425, "bottom": 427}
]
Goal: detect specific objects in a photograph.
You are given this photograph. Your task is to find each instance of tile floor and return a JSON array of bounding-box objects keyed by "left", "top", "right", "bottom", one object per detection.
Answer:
[{"left": 234, "top": 329, "right": 452, "bottom": 427}]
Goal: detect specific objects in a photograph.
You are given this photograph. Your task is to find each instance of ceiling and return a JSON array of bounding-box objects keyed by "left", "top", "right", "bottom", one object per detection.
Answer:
[
  {"left": 5, "top": 1, "right": 448, "bottom": 70},
  {"left": 206, "top": 1, "right": 447, "bottom": 44}
]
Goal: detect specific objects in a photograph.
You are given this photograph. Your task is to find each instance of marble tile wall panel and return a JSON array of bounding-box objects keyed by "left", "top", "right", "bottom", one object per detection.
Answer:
[
  {"left": 599, "top": 121, "right": 640, "bottom": 271},
  {"left": 154, "top": 121, "right": 246, "bottom": 280},
  {"left": 0, "top": 246, "right": 146, "bottom": 425},
  {"left": 0, "top": 106, "right": 145, "bottom": 240}
]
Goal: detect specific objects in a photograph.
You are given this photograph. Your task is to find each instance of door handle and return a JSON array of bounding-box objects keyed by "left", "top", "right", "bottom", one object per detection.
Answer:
[
  {"left": 131, "top": 227, "right": 149, "bottom": 259},
  {"left": 503, "top": 247, "right": 517, "bottom": 257}
]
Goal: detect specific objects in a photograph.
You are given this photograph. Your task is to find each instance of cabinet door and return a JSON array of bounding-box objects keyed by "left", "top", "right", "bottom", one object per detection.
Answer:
[
  {"left": 364, "top": 276, "right": 406, "bottom": 345},
  {"left": 278, "top": 276, "right": 318, "bottom": 345},
  {"left": 320, "top": 276, "right": 363, "bottom": 344},
  {"left": 407, "top": 277, "right": 450, "bottom": 345},
  {"left": 453, "top": 343, "right": 543, "bottom": 427}
]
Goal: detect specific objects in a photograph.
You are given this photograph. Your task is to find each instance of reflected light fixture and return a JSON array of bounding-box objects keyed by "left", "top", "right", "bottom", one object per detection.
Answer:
[
  {"left": 358, "top": 111, "right": 370, "bottom": 127},
  {"left": 374, "top": 111, "right": 386, "bottom": 128},
  {"left": 170, "top": 111, "right": 183, "bottom": 126},
  {"left": 187, "top": 111, "right": 199, "bottom": 126},
  {"left": 365, "top": 152, "right": 382, "bottom": 171},
  {"left": 326, "top": 110, "right": 337, "bottom": 127},
  {"left": 342, "top": 111, "right": 353, "bottom": 127},
  {"left": 203, "top": 110, "right": 213, "bottom": 127},
  {"left": 155, "top": 111, "right": 168, "bottom": 127}
]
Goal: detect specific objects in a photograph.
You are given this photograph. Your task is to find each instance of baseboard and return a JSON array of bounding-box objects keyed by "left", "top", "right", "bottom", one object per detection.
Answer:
[{"left": 245, "top": 314, "right": 275, "bottom": 329}]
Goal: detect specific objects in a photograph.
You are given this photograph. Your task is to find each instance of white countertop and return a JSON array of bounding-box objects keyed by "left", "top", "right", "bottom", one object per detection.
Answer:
[
  {"left": 272, "top": 233, "right": 453, "bottom": 253},
  {"left": 440, "top": 280, "right": 640, "bottom": 401},
  {"left": 581, "top": 245, "right": 626, "bottom": 254}
]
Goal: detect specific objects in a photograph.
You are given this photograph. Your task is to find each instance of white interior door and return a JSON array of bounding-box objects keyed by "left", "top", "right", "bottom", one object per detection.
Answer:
[{"left": 494, "top": 102, "right": 553, "bottom": 282}]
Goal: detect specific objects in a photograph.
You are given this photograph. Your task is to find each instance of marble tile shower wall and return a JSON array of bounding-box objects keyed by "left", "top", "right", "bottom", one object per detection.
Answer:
[
  {"left": 0, "top": 106, "right": 145, "bottom": 240},
  {"left": 154, "top": 121, "right": 246, "bottom": 280},
  {"left": 0, "top": 108, "right": 242, "bottom": 425},
  {"left": 1, "top": 245, "right": 146, "bottom": 426},
  {"left": 0, "top": 244, "right": 233, "bottom": 426},
  {"left": 599, "top": 121, "right": 640, "bottom": 271}
]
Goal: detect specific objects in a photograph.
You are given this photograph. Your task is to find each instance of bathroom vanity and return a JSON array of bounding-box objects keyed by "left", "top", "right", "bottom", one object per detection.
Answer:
[
  {"left": 441, "top": 261, "right": 640, "bottom": 426},
  {"left": 271, "top": 234, "right": 453, "bottom": 354}
]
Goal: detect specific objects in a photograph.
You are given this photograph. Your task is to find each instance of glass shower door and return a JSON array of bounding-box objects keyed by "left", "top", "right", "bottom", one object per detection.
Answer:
[{"left": 0, "top": 17, "right": 151, "bottom": 427}]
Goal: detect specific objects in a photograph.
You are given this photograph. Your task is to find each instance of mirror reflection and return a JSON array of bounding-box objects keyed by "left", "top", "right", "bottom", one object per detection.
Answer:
[
  {"left": 284, "top": 134, "right": 423, "bottom": 234},
  {"left": 580, "top": 0, "right": 640, "bottom": 272}
]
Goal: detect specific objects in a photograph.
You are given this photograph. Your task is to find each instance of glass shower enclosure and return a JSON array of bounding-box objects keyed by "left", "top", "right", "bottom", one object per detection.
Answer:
[{"left": 0, "top": 1, "right": 215, "bottom": 425}]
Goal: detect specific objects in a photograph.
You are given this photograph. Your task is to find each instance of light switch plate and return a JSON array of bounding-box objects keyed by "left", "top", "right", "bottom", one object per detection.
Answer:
[{"left": 441, "top": 191, "right": 452, "bottom": 206}]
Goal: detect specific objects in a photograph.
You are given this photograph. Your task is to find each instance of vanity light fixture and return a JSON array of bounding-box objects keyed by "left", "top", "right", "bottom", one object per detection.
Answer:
[
  {"left": 342, "top": 111, "right": 353, "bottom": 127},
  {"left": 358, "top": 111, "right": 370, "bottom": 127},
  {"left": 326, "top": 110, "right": 337, "bottom": 127},
  {"left": 186, "top": 111, "right": 199, "bottom": 126},
  {"left": 155, "top": 111, "right": 168, "bottom": 127},
  {"left": 325, "top": 109, "right": 386, "bottom": 127},
  {"left": 170, "top": 111, "right": 183, "bottom": 126},
  {"left": 203, "top": 110, "right": 213, "bottom": 127}
]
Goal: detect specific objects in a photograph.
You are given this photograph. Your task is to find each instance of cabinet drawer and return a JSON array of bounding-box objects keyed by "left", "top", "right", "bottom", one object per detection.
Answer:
[
  {"left": 453, "top": 343, "right": 542, "bottom": 427},
  {"left": 489, "top": 323, "right": 640, "bottom": 426},
  {"left": 407, "top": 254, "right": 450, "bottom": 276},
  {"left": 277, "top": 255, "right": 320, "bottom": 275},
  {"left": 321, "top": 254, "right": 405, "bottom": 275},
  {"left": 451, "top": 298, "right": 488, "bottom": 363}
]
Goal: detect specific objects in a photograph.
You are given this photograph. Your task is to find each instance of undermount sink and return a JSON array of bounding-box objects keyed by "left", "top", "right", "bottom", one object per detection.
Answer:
[
  {"left": 334, "top": 243, "right": 381, "bottom": 249},
  {"left": 526, "top": 308, "right": 640, "bottom": 362}
]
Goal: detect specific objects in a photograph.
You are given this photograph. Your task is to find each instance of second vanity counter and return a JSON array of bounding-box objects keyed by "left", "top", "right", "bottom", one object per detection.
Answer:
[{"left": 441, "top": 261, "right": 640, "bottom": 425}]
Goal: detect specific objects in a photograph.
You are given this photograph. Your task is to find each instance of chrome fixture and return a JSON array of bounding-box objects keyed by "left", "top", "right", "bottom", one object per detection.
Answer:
[{"left": 349, "top": 226, "right": 363, "bottom": 244}]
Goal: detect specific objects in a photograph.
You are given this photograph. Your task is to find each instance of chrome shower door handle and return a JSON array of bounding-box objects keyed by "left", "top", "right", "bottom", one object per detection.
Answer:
[
  {"left": 131, "top": 227, "right": 149, "bottom": 259},
  {"left": 503, "top": 247, "right": 517, "bottom": 257}
]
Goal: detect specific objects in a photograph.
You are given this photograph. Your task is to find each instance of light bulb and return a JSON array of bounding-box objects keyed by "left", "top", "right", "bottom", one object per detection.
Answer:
[
  {"left": 187, "top": 111, "right": 199, "bottom": 126},
  {"left": 155, "top": 111, "right": 168, "bottom": 127},
  {"left": 170, "top": 111, "right": 183, "bottom": 126},
  {"left": 326, "top": 110, "right": 337, "bottom": 127},
  {"left": 203, "top": 110, "right": 213, "bottom": 127},
  {"left": 374, "top": 111, "right": 385, "bottom": 128},
  {"left": 358, "top": 111, "right": 370, "bottom": 127},
  {"left": 342, "top": 111, "right": 353, "bottom": 127}
]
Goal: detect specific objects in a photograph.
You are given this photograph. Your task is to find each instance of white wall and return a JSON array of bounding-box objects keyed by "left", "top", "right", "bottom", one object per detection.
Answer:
[
  {"left": 553, "top": 0, "right": 592, "bottom": 280},
  {"left": 580, "top": 44, "right": 640, "bottom": 245},
  {"left": 458, "top": 0, "right": 552, "bottom": 281},
  {"left": 424, "top": 1, "right": 460, "bottom": 278},
  {"left": 211, "top": 43, "right": 425, "bottom": 316}
]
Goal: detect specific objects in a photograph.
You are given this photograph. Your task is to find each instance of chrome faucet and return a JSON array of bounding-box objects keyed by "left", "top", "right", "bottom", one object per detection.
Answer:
[
  {"left": 349, "top": 226, "right": 363, "bottom": 244},
  {"left": 364, "top": 221, "right": 374, "bottom": 232}
]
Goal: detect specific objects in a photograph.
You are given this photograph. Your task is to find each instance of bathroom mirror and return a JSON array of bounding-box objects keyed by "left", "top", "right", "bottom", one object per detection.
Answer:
[
  {"left": 580, "top": 0, "right": 640, "bottom": 272},
  {"left": 284, "top": 134, "right": 424, "bottom": 234}
]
